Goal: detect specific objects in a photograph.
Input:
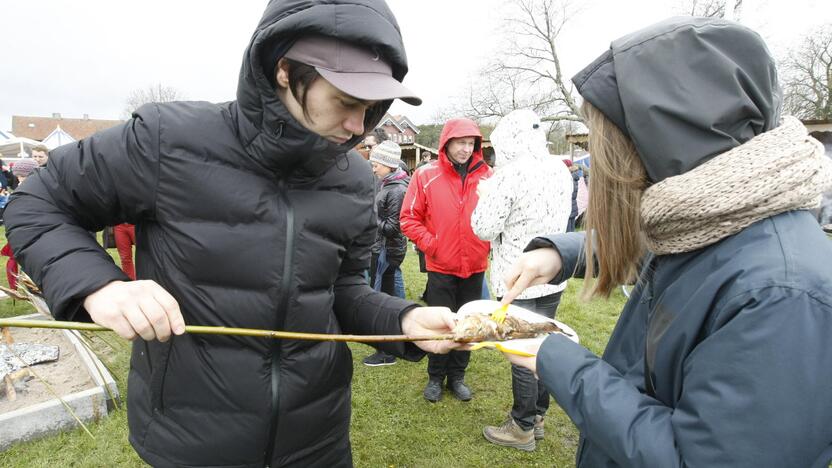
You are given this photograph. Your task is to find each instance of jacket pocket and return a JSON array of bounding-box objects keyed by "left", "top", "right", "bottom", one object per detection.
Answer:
[{"left": 149, "top": 340, "right": 173, "bottom": 414}]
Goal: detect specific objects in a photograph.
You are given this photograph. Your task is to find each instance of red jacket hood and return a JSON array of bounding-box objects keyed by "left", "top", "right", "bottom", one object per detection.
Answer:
[{"left": 438, "top": 118, "right": 485, "bottom": 170}]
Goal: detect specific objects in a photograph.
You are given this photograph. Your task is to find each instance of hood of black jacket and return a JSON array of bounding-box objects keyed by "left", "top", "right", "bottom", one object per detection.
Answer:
[
  {"left": 572, "top": 17, "right": 782, "bottom": 183},
  {"left": 236, "top": 0, "right": 411, "bottom": 175}
]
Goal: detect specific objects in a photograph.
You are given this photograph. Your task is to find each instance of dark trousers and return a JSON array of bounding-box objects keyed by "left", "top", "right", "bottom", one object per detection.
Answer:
[
  {"left": 425, "top": 271, "right": 484, "bottom": 381},
  {"left": 509, "top": 292, "right": 562, "bottom": 430}
]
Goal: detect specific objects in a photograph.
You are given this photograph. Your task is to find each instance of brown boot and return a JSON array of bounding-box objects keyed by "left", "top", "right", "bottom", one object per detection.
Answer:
[
  {"left": 483, "top": 416, "right": 535, "bottom": 451},
  {"left": 534, "top": 415, "right": 544, "bottom": 440}
]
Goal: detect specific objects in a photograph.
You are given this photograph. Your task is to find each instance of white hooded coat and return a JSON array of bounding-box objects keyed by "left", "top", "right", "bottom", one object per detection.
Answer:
[{"left": 471, "top": 110, "right": 572, "bottom": 299}]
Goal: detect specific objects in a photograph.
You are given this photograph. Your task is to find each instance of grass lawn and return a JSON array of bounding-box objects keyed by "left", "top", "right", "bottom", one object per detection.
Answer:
[{"left": 0, "top": 234, "right": 626, "bottom": 467}]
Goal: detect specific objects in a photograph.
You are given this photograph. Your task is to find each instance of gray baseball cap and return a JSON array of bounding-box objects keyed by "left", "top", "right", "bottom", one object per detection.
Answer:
[{"left": 284, "top": 35, "right": 422, "bottom": 106}]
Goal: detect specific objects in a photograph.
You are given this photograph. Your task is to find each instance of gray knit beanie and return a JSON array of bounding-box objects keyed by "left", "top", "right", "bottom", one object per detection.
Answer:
[{"left": 369, "top": 141, "right": 402, "bottom": 169}]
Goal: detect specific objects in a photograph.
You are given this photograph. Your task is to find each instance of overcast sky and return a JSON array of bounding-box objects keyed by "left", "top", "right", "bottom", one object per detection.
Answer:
[{"left": 1, "top": 0, "right": 830, "bottom": 131}]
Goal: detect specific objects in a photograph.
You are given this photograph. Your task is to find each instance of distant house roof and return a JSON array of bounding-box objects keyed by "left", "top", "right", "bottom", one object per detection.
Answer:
[
  {"left": 42, "top": 125, "right": 77, "bottom": 150},
  {"left": 375, "top": 113, "right": 421, "bottom": 135},
  {"left": 12, "top": 114, "right": 123, "bottom": 141},
  {"left": 377, "top": 113, "right": 404, "bottom": 132},
  {"left": 392, "top": 114, "right": 420, "bottom": 134}
]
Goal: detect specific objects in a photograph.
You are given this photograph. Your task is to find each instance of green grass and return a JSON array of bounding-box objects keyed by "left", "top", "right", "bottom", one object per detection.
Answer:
[{"left": 0, "top": 236, "right": 625, "bottom": 467}]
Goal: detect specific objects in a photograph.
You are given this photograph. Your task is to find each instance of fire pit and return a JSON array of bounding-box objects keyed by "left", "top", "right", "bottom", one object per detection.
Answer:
[{"left": 0, "top": 314, "right": 120, "bottom": 450}]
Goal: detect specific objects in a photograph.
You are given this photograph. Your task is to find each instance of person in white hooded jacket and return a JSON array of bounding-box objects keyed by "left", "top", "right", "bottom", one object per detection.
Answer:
[{"left": 470, "top": 109, "right": 573, "bottom": 451}]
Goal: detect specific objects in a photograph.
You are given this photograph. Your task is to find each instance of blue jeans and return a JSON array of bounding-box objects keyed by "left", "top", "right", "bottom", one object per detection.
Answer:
[
  {"left": 481, "top": 276, "right": 491, "bottom": 300},
  {"left": 509, "top": 292, "right": 562, "bottom": 430},
  {"left": 374, "top": 248, "right": 405, "bottom": 298}
]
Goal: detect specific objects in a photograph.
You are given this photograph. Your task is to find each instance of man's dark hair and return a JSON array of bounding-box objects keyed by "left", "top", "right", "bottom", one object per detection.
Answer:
[
  {"left": 285, "top": 58, "right": 322, "bottom": 122},
  {"left": 284, "top": 59, "right": 388, "bottom": 138}
]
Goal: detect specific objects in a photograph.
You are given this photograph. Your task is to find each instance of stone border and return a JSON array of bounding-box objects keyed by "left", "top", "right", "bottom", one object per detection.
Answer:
[{"left": 0, "top": 314, "right": 121, "bottom": 450}]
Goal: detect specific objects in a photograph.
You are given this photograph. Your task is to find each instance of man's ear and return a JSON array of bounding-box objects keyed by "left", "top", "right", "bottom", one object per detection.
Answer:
[{"left": 275, "top": 58, "right": 290, "bottom": 88}]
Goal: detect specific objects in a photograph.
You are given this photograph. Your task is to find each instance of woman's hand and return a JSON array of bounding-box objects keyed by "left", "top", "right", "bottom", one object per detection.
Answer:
[
  {"left": 502, "top": 339, "right": 543, "bottom": 377},
  {"left": 501, "top": 247, "right": 563, "bottom": 304},
  {"left": 401, "top": 306, "right": 460, "bottom": 354}
]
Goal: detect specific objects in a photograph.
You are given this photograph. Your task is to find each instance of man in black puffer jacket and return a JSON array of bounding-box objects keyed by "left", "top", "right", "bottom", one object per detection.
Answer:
[{"left": 4, "top": 1, "right": 460, "bottom": 467}]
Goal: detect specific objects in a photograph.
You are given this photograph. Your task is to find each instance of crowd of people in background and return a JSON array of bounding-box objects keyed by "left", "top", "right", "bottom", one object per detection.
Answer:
[
  {"left": 0, "top": 144, "right": 137, "bottom": 285},
  {"left": 353, "top": 107, "right": 596, "bottom": 450},
  {"left": 1, "top": 152, "right": 42, "bottom": 289}
]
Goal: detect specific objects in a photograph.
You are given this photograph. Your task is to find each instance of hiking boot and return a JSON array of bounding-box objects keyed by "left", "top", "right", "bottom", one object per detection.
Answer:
[
  {"left": 362, "top": 351, "right": 396, "bottom": 367},
  {"left": 534, "top": 415, "right": 544, "bottom": 440},
  {"left": 483, "top": 417, "right": 536, "bottom": 451},
  {"left": 423, "top": 378, "right": 443, "bottom": 402},
  {"left": 447, "top": 378, "right": 472, "bottom": 401}
]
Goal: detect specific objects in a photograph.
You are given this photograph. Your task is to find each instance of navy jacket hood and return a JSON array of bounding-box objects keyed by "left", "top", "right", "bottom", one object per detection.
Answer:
[{"left": 572, "top": 17, "right": 782, "bottom": 183}]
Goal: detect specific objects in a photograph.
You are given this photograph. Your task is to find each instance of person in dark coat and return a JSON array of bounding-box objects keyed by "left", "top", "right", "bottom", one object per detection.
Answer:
[
  {"left": 3, "top": 2, "right": 461, "bottom": 467},
  {"left": 562, "top": 159, "right": 580, "bottom": 232},
  {"left": 362, "top": 129, "right": 407, "bottom": 297},
  {"left": 0, "top": 159, "right": 8, "bottom": 190},
  {"left": 500, "top": 17, "right": 832, "bottom": 467},
  {"left": 2, "top": 160, "right": 18, "bottom": 191},
  {"left": 363, "top": 140, "right": 410, "bottom": 367}
]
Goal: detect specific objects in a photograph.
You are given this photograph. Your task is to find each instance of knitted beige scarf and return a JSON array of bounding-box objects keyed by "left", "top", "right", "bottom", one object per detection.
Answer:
[{"left": 641, "top": 116, "right": 832, "bottom": 255}]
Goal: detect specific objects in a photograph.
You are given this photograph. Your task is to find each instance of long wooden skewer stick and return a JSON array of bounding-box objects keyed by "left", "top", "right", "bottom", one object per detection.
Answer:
[{"left": 0, "top": 319, "right": 455, "bottom": 343}]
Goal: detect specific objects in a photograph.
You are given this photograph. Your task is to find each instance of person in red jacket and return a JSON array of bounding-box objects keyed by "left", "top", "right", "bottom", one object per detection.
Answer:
[{"left": 401, "top": 118, "right": 493, "bottom": 402}]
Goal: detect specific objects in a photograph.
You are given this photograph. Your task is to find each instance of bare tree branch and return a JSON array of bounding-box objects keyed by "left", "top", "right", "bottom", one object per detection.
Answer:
[
  {"left": 674, "top": 0, "right": 743, "bottom": 20},
  {"left": 782, "top": 24, "right": 832, "bottom": 120},
  {"left": 448, "top": 0, "right": 584, "bottom": 128},
  {"left": 123, "top": 83, "right": 185, "bottom": 118}
]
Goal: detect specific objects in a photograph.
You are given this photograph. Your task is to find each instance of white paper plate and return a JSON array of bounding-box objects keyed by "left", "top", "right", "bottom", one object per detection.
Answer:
[{"left": 457, "top": 300, "right": 579, "bottom": 356}]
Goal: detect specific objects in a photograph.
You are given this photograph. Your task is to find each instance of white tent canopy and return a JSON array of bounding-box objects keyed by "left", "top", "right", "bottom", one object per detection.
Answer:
[
  {"left": 0, "top": 137, "right": 42, "bottom": 159},
  {"left": 0, "top": 130, "right": 13, "bottom": 142},
  {"left": 42, "top": 125, "right": 76, "bottom": 150}
]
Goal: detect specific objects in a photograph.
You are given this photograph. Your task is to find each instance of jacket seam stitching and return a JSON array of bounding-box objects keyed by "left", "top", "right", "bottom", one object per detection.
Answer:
[
  {"left": 613, "top": 21, "right": 738, "bottom": 57},
  {"left": 715, "top": 284, "right": 832, "bottom": 315},
  {"left": 151, "top": 104, "right": 162, "bottom": 218}
]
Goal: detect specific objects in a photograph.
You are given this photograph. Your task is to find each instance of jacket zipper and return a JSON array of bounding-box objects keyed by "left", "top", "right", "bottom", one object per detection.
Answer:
[{"left": 264, "top": 178, "right": 295, "bottom": 467}]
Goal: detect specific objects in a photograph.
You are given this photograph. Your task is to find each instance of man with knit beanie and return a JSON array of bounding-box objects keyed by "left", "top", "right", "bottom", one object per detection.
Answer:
[{"left": 363, "top": 140, "right": 410, "bottom": 366}]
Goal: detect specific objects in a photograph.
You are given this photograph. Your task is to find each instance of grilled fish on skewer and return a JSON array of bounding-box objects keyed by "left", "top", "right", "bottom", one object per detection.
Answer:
[{"left": 452, "top": 313, "right": 566, "bottom": 343}]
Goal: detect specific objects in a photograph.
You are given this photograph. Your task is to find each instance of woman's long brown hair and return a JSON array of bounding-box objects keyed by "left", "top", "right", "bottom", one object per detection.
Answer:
[{"left": 581, "top": 102, "right": 649, "bottom": 298}]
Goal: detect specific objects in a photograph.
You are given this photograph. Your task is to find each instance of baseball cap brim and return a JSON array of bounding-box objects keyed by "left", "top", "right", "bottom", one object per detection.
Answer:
[{"left": 317, "top": 68, "right": 422, "bottom": 106}]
